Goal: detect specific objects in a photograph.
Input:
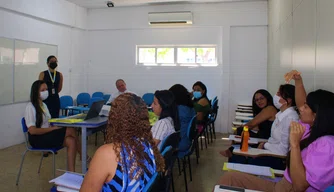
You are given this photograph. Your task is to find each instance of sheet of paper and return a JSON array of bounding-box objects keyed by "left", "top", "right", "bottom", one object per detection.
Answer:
[
  {"left": 57, "top": 186, "right": 80, "bottom": 192},
  {"left": 49, "top": 173, "right": 83, "bottom": 190},
  {"left": 228, "top": 135, "right": 258, "bottom": 144},
  {"left": 225, "top": 163, "right": 273, "bottom": 177}
]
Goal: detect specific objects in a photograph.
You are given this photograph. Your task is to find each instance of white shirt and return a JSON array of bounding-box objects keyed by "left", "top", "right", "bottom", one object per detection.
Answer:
[
  {"left": 25, "top": 102, "right": 51, "bottom": 128},
  {"left": 106, "top": 90, "right": 135, "bottom": 104},
  {"left": 264, "top": 107, "right": 299, "bottom": 155},
  {"left": 151, "top": 117, "right": 175, "bottom": 149}
]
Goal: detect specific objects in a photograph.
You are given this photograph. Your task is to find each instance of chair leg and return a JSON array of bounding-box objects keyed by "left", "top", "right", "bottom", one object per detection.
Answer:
[
  {"left": 95, "top": 132, "right": 98, "bottom": 146},
  {"left": 213, "top": 123, "right": 216, "bottom": 139},
  {"left": 204, "top": 127, "right": 208, "bottom": 149},
  {"left": 16, "top": 150, "right": 28, "bottom": 185},
  {"left": 177, "top": 158, "right": 181, "bottom": 175},
  {"left": 171, "top": 169, "right": 175, "bottom": 192},
  {"left": 52, "top": 152, "right": 56, "bottom": 178},
  {"left": 200, "top": 135, "right": 203, "bottom": 150},
  {"left": 38, "top": 152, "right": 44, "bottom": 173},
  {"left": 187, "top": 156, "right": 192, "bottom": 182},
  {"left": 195, "top": 139, "right": 200, "bottom": 164},
  {"left": 209, "top": 124, "right": 213, "bottom": 143},
  {"left": 182, "top": 158, "right": 188, "bottom": 192}
]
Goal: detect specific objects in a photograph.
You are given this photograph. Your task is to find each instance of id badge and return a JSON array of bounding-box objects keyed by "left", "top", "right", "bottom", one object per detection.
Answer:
[{"left": 52, "top": 88, "right": 55, "bottom": 95}]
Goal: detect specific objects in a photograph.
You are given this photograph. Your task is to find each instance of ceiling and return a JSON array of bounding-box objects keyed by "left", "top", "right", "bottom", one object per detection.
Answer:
[{"left": 65, "top": 0, "right": 259, "bottom": 8}]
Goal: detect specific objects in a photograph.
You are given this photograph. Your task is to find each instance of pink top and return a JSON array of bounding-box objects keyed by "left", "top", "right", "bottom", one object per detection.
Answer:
[{"left": 283, "top": 121, "right": 334, "bottom": 191}]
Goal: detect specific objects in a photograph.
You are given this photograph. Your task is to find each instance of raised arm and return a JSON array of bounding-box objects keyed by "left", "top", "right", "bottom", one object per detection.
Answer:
[{"left": 286, "top": 70, "right": 307, "bottom": 110}]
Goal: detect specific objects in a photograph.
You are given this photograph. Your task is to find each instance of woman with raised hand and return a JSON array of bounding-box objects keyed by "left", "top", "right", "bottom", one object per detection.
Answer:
[{"left": 217, "top": 71, "right": 334, "bottom": 191}]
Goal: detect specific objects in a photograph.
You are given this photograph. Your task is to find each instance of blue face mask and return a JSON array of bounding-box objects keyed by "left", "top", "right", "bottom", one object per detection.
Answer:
[{"left": 193, "top": 91, "right": 202, "bottom": 99}]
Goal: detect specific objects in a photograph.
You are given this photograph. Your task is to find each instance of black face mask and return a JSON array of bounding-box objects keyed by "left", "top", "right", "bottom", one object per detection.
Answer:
[{"left": 49, "top": 62, "right": 58, "bottom": 69}]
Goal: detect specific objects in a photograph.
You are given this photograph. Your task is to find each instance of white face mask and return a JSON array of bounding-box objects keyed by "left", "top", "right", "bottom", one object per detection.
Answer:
[
  {"left": 273, "top": 94, "right": 283, "bottom": 109},
  {"left": 40, "top": 91, "right": 49, "bottom": 100}
]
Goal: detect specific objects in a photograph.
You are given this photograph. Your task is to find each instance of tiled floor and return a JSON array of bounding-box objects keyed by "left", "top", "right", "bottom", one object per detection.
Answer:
[{"left": 0, "top": 133, "right": 230, "bottom": 192}]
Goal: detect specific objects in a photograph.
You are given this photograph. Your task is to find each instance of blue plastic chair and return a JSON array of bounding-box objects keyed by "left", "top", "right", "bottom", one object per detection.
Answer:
[
  {"left": 211, "top": 96, "right": 217, "bottom": 106},
  {"left": 76, "top": 93, "right": 90, "bottom": 106},
  {"left": 142, "top": 93, "right": 154, "bottom": 106},
  {"left": 207, "top": 99, "right": 219, "bottom": 142},
  {"left": 103, "top": 94, "right": 111, "bottom": 104},
  {"left": 16, "top": 118, "right": 64, "bottom": 185},
  {"left": 177, "top": 115, "right": 197, "bottom": 192},
  {"left": 92, "top": 92, "right": 104, "bottom": 98},
  {"left": 88, "top": 97, "right": 104, "bottom": 108},
  {"left": 60, "top": 95, "right": 74, "bottom": 116}
]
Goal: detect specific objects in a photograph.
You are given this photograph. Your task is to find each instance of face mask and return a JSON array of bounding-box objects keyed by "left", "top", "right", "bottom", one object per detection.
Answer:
[
  {"left": 273, "top": 94, "right": 283, "bottom": 109},
  {"left": 40, "top": 91, "right": 49, "bottom": 100},
  {"left": 49, "top": 62, "right": 58, "bottom": 69},
  {"left": 193, "top": 91, "right": 202, "bottom": 99}
]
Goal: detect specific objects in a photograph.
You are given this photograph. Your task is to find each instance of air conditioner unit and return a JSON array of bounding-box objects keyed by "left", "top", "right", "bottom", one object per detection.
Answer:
[{"left": 148, "top": 12, "right": 193, "bottom": 25}]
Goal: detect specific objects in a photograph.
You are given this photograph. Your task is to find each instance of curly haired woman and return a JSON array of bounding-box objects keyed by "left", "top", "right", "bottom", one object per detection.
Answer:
[{"left": 80, "top": 93, "right": 165, "bottom": 192}]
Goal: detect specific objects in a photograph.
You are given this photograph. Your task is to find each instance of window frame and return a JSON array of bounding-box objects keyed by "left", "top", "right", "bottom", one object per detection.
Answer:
[{"left": 136, "top": 45, "right": 218, "bottom": 67}]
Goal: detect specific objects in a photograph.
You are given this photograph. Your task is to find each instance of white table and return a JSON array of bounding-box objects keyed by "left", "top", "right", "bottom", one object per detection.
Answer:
[{"left": 51, "top": 116, "right": 108, "bottom": 173}]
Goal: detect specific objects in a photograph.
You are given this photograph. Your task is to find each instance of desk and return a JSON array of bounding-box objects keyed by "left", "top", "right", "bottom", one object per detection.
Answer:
[
  {"left": 51, "top": 116, "right": 108, "bottom": 173},
  {"left": 228, "top": 135, "right": 267, "bottom": 144},
  {"left": 233, "top": 148, "right": 286, "bottom": 159},
  {"left": 214, "top": 185, "right": 260, "bottom": 192}
]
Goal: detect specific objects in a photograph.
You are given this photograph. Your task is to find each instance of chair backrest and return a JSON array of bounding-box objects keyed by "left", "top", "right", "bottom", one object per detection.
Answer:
[
  {"left": 161, "top": 146, "right": 174, "bottom": 170},
  {"left": 142, "top": 93, "right": 154, "bottom": 106},
  {"left": 210, "top": 99, "right": 219, "bottom": 121},
  {"left": 60, "top": 95, "right": 73, "bottom": 109},
  {"left": 88, "top": 97, "right": 104, "bottom": 108},
  {"left": 187, "top": 116, "right": 198, "bottom": 141},
  {"left": 21, "top": 118, "right": 30, "bottom": 148},
  {"left": 211, "top": 96, "right": 217, "bottom": 106},
  {"left": 103, "top": 94, "right": 111, "bottom": 104},
  {"left": 143, "top": 171, "right": 160, "bottom": 192},
  {"left": 159, "top": 131, "right": 181, "bottom": 152},
  {"left": 76, "top": 93, "right": 90, "bottom": 106},
  {"left": 92, "top": 92, "right": 104, "bottom": 98}
]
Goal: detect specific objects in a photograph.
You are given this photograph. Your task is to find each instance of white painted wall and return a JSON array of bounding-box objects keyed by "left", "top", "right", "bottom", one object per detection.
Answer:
[
  {"left": 268, "top": 0, "right": 334, "bottom": 95},
  {"left": 0, "top": 0, "right": 87, "bottom": 149},
  {"left": 86, "top": 1, "right": 268, "bottom": 133}
]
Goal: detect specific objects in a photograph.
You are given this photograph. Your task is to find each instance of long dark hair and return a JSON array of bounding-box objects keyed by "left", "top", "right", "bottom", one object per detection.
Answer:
[
  {"left": 279, "top": 84, "right": 296, "bottom": 107},
  {"left": 286, "top": 90, "right": 334, "bottom": 169},
  {"left": 252, "top": 89, "right": 276, "bottom": 116},
  {"left": 154, "top": 90, "right": 180, "bottom": 131},
  {"left": 169, "top": 84, "right": 193, "bottom": 108},
  {"left": 192, "top": 81, "right": 209, "bottom": 104},
  {"left": 30, "top": 80, "right": 46, "bottom": 128}
]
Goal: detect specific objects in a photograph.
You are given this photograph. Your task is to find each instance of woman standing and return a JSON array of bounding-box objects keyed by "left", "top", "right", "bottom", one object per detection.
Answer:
[{"left": 38, "top": 55, "right": 63, "bottom": 118}]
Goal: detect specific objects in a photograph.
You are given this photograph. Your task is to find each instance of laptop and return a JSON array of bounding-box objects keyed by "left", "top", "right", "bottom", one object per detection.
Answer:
[{"left": 68, "top": 100, "right": 105, "bottom": 121}]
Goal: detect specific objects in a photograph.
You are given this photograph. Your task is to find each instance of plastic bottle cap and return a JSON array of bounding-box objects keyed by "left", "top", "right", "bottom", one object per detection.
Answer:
[{"left": 243, "top": 126, "right": 249, "bottom": 131}]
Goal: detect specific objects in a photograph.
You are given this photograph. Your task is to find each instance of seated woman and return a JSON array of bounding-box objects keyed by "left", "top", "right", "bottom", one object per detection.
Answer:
[
  {"left": 220, "top": 89, "right": 278, "bottom": 157},
  {"left": 192, "top": 81, "right": 211, "bottom": 133},
  {"left": 80, "top": 93, "right": 165, "bottom": 191},
  {"left": 151, "top": 90, "right": 179, "bottom": 149},
  {"left": 25, "top": 80, "right": 78, "bottom": 171},
  {"left": 229, "top": 84, "right": 299, "bottom": 170},
  {"left": 169, "top": 84, "right": 196, "bottom": 151},
  {"left": 218, "top": 71, "right": 334, "bottom": 191}
]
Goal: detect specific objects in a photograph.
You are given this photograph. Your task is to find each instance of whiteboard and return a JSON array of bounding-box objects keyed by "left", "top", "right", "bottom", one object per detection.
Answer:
[
  {"left": 0, "top": 37, "right": 57, "bottom": 105},
  {"left": 0, "top": 37, "right": 14, "bottom": 105},
  {"left": 14, "top": 40, "right": 58, "bottom": 103}
]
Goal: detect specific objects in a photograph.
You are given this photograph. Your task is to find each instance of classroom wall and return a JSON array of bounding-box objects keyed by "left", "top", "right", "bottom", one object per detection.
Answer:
[
  {"left": 268, "top": 0, "right": 334, "bottom": 95},
  {"left": 0, "top": 0, "right": 87, "bottom": 149},
  {"left": 86, "top": 1, "right": 268, "bottom": 133}
]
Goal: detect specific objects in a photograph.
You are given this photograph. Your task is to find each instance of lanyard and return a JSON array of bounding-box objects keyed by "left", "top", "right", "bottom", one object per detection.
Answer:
[{"left": 48, "top": 70, "right": 56, "bottom": 84}]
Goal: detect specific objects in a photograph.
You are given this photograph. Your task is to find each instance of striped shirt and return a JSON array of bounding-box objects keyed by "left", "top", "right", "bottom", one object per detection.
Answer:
[
  {"left": 102, "top": 141, "right": 156, "bottom": 192},
  {"left": 151, "top": 117, "right": 175, "bottom": 149}
]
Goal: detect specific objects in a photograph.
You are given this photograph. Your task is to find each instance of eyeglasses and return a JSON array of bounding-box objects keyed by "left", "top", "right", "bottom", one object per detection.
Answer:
[{"left": 254, "top": 97, "right": 265, "bottom": 102}]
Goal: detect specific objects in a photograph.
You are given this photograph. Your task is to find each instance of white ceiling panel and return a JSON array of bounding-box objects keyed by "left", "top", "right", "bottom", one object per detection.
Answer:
[{"left": 65, "top": 0, "right": 263, "bottom": 8}]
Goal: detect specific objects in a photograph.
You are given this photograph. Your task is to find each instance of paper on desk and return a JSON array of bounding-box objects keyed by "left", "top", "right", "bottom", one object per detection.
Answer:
[
  {"left": 57, "top": 186, "right": 79, "bottom": 192},
  {"left": 223, "top": 163, "right": 275, "bottom": 178},
  {"left": 49, "top": 173, "right": 83, "bottom": 190}
]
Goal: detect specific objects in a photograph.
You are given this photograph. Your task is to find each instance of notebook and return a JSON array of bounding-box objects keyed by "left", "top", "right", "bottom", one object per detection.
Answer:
[
  {"left": 223, "top": 163, "right": 275, "bottom": 178},
  {"left": 49, "top": 172, "right": 83, "bottom": 190}
]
